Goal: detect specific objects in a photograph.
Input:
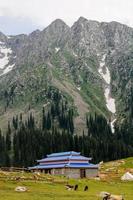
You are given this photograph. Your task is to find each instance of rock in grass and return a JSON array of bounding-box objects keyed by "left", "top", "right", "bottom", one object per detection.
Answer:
[{"left": 15, "top": 186, "right": 28, "bottom": 192}]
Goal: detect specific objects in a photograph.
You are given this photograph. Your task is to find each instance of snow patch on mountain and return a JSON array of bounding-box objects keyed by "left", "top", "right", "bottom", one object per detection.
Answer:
[
  {"left": 1, "top": 64, "right": 15, "bottom": 76},
  {"left": 73, "top": 52, "right": 78, "bottom": 57},
  {"left": 55, "top": 47, "right": 60, "bottom": 52},
  {"left": 99, "top": 54, "right": 116, "bottom": 114},
  {"left": 99, "top": 54, "right": 116, "bottom": 132},
  {"left": 0, "top": 41, "right": 15, "bottom": 76},
  {"left": 110, "top": 118, "right": 116, "bottom": 133},
  {"left": 98, "top": 54, "right": 110, "bottom": 84},
  {"left": 77, "top": 86, "right": 81, "bottom": 91},
  {"left": 104, "top": 88, "right": 116, "bottom": 113}
]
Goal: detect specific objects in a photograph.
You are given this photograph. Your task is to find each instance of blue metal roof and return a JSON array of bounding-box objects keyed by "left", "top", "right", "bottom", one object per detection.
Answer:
[
  {"left": 29, "top": 151, "right": 96, "bottom": 170},
  {"left": 37, "top": 155, "right": 91, "bottom": 162},
  {"left": 29, "top": 163, "right": 98, "bottom": 170},
  {"left": 29, "top": 164, "right": 66, "bottom": 170},
  {"left": 47, "top": 151, "right": 80, "bottom": 158},
  {"left": 67, "top": 163, "right": 99, "bottom": 169}
]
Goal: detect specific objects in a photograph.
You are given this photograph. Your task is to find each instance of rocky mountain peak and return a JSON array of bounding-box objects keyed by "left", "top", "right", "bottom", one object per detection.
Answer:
[
  {"left": 0, "top": 31, "right": 7, "bottom": 42},
  {"left": 70, "top": 18, "right": 106, "bottom": 56},
  {"left": 0, "top": 17, "right": 132, "bottom": 135},
  {"left": 50, "top": 18, "right": 69, "bottom": 26},
  {"left": 76, "top": 16, "right": 88, "bottom": 24},
  {"left": 101, "top": 21, "right": 133, "bottom": 49},
  {"left": 40, "top": 18, "right": 70, "bottom": 45},
  {"left": 29, "top": 29, "right": 41, "bottom": 38},
  {"left": 44, "top": 18, "right": 70, "bottom": 33}
]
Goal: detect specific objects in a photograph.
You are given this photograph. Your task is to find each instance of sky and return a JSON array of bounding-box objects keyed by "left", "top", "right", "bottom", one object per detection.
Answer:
[{"left": 0, "top": 0, "right": 133, "bottom": 35}]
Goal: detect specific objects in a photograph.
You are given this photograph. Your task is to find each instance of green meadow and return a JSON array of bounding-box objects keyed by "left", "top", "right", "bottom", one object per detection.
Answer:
[
  {"left": 0, "top": 157, "right": 132, "bottom": 200},
  {"left": 0, "top": 179, "right": 132, "bottom": 200}
]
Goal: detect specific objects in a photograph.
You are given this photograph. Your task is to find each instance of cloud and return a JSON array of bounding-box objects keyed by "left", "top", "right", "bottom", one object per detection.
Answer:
[{"left": 0, "top": 0, "right": 133, "bottom": 34}]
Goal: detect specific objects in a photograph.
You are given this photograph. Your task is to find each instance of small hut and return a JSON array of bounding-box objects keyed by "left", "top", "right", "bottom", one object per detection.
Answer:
[{"left": 29, "top": 151, "right": 99, "bottom": 178}]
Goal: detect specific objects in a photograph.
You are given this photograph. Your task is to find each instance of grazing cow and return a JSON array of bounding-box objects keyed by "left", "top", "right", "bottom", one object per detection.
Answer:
[
  {"left": 107, "top": 195, "right": 124, "bottom": 200},
  {"left": 65, "top": 184, "right": 78, "bottom": 191},
  {"left": 100, "top": 191, "right": 110, "bottom": 198},
  {"left": 65, "top": 184, "right": 74, "bottom": 190},
  {"left": 100, "top": 192, "right": 124, "bottom": 200},
  {"left": 103, "top": 195, "right": 110, "bottom": 200},
  {"left": 74, "top": 184, "right": 78, "bottom": 191},
  {"left": 84, "top": 186, "right": 88, "bottom": 191}
]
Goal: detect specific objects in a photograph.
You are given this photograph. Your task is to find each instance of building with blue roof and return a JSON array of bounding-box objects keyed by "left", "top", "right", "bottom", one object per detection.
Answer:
[{"left": 29, "top": 151, "right": 99, "bottom": 178}]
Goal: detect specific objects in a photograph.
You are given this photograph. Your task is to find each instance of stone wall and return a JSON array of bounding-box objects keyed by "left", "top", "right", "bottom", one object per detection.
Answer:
[
  {"left": 86, "top": 168, "right": 98, "bottom": 177},
  {"left": 48, "top": 168, "right": 98, "bottom": 178},
  {"left": 64, "top": 168, "right": 80, "bottom": 179},
  {"left": 51, "top": 168, "right": 64, "bottom": 175}
]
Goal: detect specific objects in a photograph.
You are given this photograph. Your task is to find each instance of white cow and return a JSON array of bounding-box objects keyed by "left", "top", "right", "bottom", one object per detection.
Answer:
[
  {"left": 107, "top": 194, "right": 124, "bottom": 200},
  {"left": 100, "top": 192, "right": 124, "bottom": 200}
]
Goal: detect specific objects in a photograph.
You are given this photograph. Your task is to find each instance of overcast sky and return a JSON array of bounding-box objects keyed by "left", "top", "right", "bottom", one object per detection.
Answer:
[{"left": 0, "top": 0, "right": 133, "bottom": 35}]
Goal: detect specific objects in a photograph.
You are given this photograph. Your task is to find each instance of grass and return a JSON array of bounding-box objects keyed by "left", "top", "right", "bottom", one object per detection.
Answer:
[
  {"left": 80, "top": 82, "right": 109, "bottom": 118},
  {"left": 0, "top": 178, "right": 132, "bottom": 200},
  {"left": 0, "top": 157, "right": 132, "bottom": 200}
]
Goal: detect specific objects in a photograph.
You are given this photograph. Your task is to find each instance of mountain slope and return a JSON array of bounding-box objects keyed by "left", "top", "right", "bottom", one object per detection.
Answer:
[{"left": 0, "top": 17, "right": 133, "bottom": 134}]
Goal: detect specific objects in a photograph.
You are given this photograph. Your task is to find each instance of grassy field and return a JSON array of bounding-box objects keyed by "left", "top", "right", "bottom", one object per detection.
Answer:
[{"left": 0, "top": 157, "right": 132, "bottom": 200}]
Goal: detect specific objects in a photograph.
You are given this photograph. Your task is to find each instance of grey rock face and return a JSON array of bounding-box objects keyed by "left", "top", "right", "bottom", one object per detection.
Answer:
[
  {"left": 0, "top": 17, "right": 132, "bottom": 131},
  {"left": 69, "top": 17, "right": 107, "bottom": 56}
]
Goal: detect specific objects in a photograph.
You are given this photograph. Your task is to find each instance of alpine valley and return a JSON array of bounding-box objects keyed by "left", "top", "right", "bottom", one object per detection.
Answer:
[{"left": 0, "top": 17, "right": 133, "bottom": 166}]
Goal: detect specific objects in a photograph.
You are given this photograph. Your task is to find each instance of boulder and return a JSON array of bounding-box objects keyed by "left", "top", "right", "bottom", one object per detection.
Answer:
[
  {"left": 121, "top": 172, "right": 133, "bottom": 181},
  {"left": 15, "top": 186, "right": 28, "bottom": 192}
]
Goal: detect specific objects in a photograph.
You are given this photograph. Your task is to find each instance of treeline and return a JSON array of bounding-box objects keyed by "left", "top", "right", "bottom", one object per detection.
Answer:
[
  {"left": 86, "top": 114, "right": 133, "bottom": 161},
  {"left": 0, "top": 89, "right": 133, "bottom": 167},
  {"left": 0, "top": 88, "right": 75, "bottom": 167}
]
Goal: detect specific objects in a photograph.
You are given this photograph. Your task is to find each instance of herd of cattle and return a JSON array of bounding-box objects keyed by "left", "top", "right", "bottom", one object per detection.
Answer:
[{"left": 65, "top": 185, "right": 124, "bottom": 200}]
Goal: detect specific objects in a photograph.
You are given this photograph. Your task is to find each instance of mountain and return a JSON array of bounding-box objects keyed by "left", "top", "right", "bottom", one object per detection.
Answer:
[{"left": 0, "top": 17, "right": 133, "bottom": 134}]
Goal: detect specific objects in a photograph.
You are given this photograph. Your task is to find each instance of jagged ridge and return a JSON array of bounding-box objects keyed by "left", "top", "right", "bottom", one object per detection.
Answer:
[{"left": 0, "top": 17, "right": 132, "bottom": 133}]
